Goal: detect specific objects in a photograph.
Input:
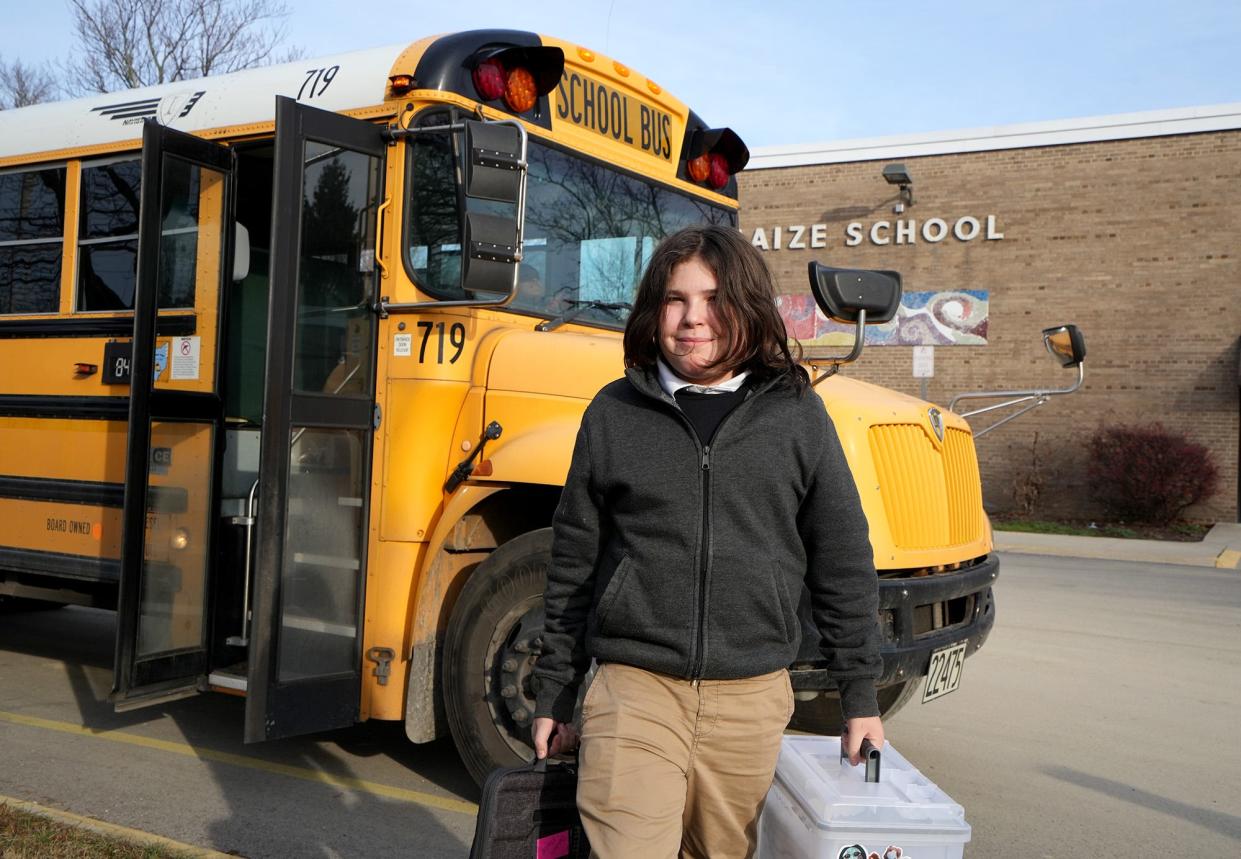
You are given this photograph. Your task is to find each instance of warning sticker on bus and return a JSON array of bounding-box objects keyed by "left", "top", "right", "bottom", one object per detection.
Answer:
[{"left": 555, "top": 70, "right": 674, "bottom": 162}]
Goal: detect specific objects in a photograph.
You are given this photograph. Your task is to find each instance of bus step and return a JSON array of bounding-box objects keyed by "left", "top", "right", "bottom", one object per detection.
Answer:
[
  {"left": 337, "top": 496, "right": 363, "bottom": 507},
  {"left": 208, "top": 665, "right": 248, "bottom": 694}
]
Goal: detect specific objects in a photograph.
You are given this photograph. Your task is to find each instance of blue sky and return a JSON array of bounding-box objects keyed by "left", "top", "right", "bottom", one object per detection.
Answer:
[{"left": 3, "top": 1, "right": 1239, "bottom": 147}]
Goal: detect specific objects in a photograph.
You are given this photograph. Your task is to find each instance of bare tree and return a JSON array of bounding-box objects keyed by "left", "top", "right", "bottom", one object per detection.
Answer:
[
  {"left": 0, "top": 57, "right": 59, "bottom": 109},
  {"left": 67, "top": 0, "right": 303, "bottom": 92}
]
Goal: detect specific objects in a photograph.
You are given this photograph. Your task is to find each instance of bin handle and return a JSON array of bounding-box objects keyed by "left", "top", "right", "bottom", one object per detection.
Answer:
[{"left": 840, "top": 733, "right": 882, "bottom": 783}]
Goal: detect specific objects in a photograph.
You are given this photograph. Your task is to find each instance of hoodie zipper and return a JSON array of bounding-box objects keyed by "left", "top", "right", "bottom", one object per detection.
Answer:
[
  {"left": 693, "top": 442, "right": 712, "bottom": 680},
  {"left": 685, "top": 396, "right": 758, "bottom": 680},
  {"left": 636, "top": 371, "right": 786, "bottom": 681}
]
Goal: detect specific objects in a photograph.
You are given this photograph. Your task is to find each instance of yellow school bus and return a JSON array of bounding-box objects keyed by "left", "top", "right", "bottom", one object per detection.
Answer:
[{"left": 0, "top": 30, "right": 997, "bottom": 784}]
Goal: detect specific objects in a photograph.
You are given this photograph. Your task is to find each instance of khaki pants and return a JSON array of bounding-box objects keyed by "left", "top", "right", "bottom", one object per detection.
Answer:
[{"left": 576, "top": 662, "right": 794, "bottom": 859}]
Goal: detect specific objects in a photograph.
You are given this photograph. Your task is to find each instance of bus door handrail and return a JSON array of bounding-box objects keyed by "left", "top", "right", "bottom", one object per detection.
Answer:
[
  {"left": 226, "top": 477, "right": 260, "bottom": 647},
  {"left": 375, "top": 195, "right": 391, "bottom": 280}
]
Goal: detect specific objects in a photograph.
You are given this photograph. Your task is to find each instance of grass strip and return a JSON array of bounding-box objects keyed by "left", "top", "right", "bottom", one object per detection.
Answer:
[
  {"left": 0, "top": 802, "right": 189, "bottom": 858},
  {"left": 993, "top": 519, "right": 1139, "bottom": 538},
  {"left": 992, "top": 517, "right": 1209, "bottom": 541}
]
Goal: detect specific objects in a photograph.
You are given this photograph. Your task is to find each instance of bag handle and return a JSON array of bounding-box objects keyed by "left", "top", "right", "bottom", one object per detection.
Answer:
[{"left": 532, "top": 749, "right": 579, "bottom": 774}]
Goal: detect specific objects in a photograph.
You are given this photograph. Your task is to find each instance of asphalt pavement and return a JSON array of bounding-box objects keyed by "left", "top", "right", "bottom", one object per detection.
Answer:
[
  {"left": 1, "top": 525, "right": 1238, "bottom": 857},
  {"left": 879, "top": 550, "right": 1241, "bottom": 857},
  {"left": 0, "top": 607, "right": 480, "bottom": 857}
]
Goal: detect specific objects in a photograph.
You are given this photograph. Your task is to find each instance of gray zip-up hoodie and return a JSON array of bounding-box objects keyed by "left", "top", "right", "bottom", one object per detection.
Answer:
[{"left": 532, "top": 366, "right": 881, "bottom": 723}]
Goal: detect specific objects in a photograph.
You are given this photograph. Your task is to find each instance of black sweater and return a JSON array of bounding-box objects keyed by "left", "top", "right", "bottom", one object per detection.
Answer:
[
  {"left": 532, "top": 366, "right": 881, "bottom": 722},
  {"left": 674, "top": 385, "right": 748, "bottom": 442}
]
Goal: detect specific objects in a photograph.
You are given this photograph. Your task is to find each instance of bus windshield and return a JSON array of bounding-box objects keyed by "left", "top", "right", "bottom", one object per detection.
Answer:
[{"left": 406, "top": 111, "right": 735, "bottom": 326}]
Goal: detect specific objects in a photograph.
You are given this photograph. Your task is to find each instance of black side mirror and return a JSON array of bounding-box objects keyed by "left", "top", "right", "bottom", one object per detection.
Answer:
[
  {"left": 807, "top": 262, "right": 902, "bottom": 324},
  {"left": 377, "top": 116, "right": 529, "bottom": 315},
  {"left": 1042, "top": 324, "right": 1087, "bottom": 368},
  {"left": 462, "top": 119, "right": 522, "bottom": 203},
  {"left": 462, "top": 212, "right": 520, "bottom": 296},
  {"left": 460, "top": 120, "right": 526, "bottom": 298},
  {"left": 803, "top": 263, "right": 903, "bottom": 377}
]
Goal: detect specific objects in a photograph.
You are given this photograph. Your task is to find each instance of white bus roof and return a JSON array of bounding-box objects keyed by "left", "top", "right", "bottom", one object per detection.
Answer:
[{"left": 0, "top": 44, "right": 410, "bottom": 162}]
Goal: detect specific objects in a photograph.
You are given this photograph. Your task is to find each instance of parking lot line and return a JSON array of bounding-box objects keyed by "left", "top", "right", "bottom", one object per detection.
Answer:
[{"left": 0, "top": 710, "right": 478, "bottom": 816}]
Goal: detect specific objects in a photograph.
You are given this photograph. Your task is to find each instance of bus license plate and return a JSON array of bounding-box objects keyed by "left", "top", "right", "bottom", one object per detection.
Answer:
[{"left": 922, "top": 640, "right": 967, "bottom": 703}]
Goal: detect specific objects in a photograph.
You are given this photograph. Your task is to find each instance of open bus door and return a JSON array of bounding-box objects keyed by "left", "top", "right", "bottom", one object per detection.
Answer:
[
  {"left": 245, "top": 97, "right": 386, "bottom": 742},
  {"left": 113, "top": 122, "right": 233, "bottom": 709}
]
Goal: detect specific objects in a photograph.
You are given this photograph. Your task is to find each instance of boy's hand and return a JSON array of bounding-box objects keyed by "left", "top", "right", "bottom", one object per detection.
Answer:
[
  {"left": 532, "top": 716, "right": 580, "bottom": 759},
  {"left": 843, "top": 715, "right": 884, "bottom": 765}
]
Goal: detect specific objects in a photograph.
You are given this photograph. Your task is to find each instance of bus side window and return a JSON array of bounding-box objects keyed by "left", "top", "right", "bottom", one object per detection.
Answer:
[
  {"left": 0, "top": 167, "right": 65, "bottom": 315},
  {"left": 77, "top": 159, "right": 142, "bottom": 311}
]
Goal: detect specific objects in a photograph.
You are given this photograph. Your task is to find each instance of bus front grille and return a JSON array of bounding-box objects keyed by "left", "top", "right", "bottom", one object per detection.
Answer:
[{"left": 868, "top": 424, "right": 984, "bottom": 550}]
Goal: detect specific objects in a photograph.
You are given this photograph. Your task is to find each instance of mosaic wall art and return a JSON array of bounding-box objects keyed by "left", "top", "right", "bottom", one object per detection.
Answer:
[{"left": 777, "top": 290, "right": 989, "bottom": 347}]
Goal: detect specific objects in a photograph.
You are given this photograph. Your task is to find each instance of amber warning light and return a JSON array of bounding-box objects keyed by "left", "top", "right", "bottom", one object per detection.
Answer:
[
  {"left": 684, "top": 127, "right": 749, "bottom": 191},
  {"left": 468, "top": 46, "right": 564, "bottom": 115}
]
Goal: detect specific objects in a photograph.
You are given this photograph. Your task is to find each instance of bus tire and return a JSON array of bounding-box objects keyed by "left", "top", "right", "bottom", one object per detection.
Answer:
[{"left": 442, "top": 528, "right": 553, "bottom": 786}]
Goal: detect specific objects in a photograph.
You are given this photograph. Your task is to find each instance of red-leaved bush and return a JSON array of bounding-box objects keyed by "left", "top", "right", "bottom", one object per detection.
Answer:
[{"left": 1087, "top": 423, "right": 1219, "bottom": 524}]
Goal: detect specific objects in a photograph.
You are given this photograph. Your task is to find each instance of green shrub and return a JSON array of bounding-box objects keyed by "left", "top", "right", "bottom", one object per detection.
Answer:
[{"left": 1087, "top": 423, "right": 1218, "bottom": 525}]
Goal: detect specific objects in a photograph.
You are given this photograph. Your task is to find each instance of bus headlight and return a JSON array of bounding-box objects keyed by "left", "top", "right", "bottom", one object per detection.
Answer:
[{"left": 172, "top": 528, "right": 190, "bottom": 551}]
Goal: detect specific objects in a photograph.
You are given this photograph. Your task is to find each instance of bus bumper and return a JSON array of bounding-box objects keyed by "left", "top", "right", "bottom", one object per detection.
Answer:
[{"left": 790, "top": 552, "right": 999, "bottom": 691}]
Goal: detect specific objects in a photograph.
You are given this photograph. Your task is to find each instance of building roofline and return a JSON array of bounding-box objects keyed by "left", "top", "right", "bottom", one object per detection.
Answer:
[{"left": 746, "top": 102, "right": 1241, "bottom": 170}]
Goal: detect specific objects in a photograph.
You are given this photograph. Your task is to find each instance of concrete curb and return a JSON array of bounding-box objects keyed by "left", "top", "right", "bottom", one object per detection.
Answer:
[
  {"left": 0, "top": 793, "right": 234, "bottom": 858},
  {"left": 993, "top": 522, "right": 1241, "bottom": 569}
]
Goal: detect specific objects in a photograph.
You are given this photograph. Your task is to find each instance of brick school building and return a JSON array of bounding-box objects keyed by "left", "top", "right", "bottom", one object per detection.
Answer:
[{"left": 739, "top": 105, "right": 1241, "bottom": 523}]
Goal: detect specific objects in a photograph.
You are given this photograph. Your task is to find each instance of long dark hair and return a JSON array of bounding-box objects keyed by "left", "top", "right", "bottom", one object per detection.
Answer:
[{"left": 623, "top": 225, "right": 807, "bottom": 389}]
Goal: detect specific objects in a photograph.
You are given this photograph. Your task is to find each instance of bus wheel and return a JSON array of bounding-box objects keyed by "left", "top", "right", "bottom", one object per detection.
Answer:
[{"left": 443, "top": 528, "right": 552, "bottom": 786}]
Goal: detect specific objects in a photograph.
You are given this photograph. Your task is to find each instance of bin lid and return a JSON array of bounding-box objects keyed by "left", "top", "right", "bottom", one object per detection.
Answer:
[{"left": 774, "top": 736, "right": 970, "bottom": 835}]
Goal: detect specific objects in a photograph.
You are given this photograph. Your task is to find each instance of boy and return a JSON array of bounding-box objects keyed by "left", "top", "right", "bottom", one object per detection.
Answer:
[{"left": 532, "top": 225, "right": 882, "bottom": 858}]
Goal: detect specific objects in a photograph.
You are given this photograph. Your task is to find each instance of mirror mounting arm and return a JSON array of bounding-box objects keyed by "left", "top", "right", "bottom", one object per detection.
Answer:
[
  {"left": 949, "top": 363, "right": 1085, "bottom": 438},
  {"left": 808, "top": 364, "right": 839, "bottom": 385},
  {"left": 807, "top": 310, "right": 868, "bottom": 387},
  {"left": 384, "top": 121, "right": 469, "bottom": 141},
  {"left": 964, "top": 397, "right": 1049, "bottom": 439},
  {"left": 377, "top": 293, "right": 517, "bottom": 319}
]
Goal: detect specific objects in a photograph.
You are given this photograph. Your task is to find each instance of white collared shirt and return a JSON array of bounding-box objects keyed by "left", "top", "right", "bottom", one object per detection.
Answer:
[{"left": 657, "top": 359, "right": 748, "bottom": 398}]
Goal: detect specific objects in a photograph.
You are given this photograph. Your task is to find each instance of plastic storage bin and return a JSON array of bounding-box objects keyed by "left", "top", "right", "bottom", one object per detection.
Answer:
[{"left": 756, "top": 736, "right": 970, "bottom": 859}]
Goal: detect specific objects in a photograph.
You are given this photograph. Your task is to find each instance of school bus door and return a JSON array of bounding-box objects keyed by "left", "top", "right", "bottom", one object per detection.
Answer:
[
  {"left": 245, "top": 98, "right": 386, "bottom": 742},
  {"left": 112, "top": 101, "right": 386, "bottom": 743},
  {"left": 113, "top": 121, "right": 233, "bottom": 710}
]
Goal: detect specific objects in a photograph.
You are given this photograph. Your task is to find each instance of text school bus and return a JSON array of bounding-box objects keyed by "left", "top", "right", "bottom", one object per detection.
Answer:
[{"left": 0, "top": 30, "right": 1052, "bottom": 784}]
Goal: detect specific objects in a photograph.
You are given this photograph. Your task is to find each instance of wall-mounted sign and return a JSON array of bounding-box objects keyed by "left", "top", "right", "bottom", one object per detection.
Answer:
[
  {"left": 751, "top": 215, "right": 1004, "bottom": 250},
  {"left": 913, "top": 345, "right": 935, "bottom": 377}
]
